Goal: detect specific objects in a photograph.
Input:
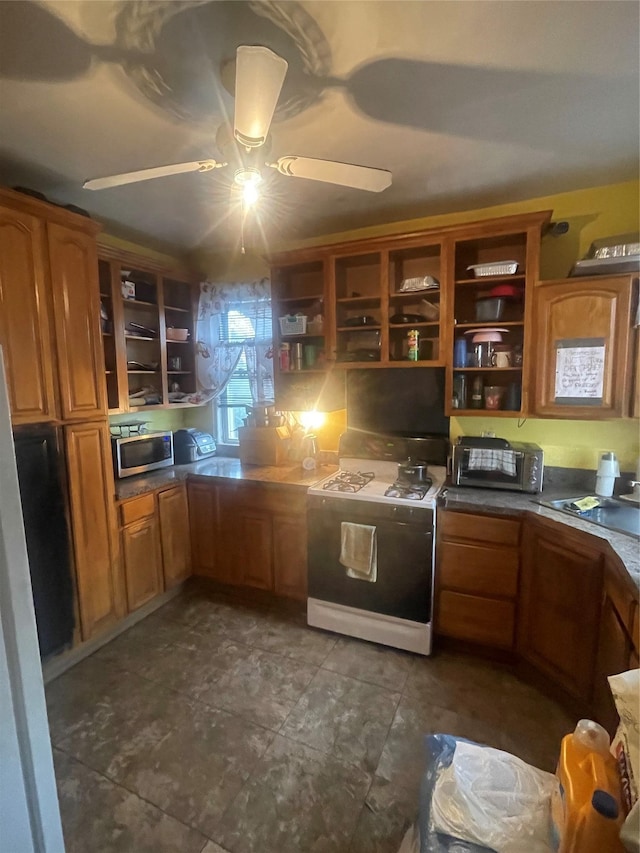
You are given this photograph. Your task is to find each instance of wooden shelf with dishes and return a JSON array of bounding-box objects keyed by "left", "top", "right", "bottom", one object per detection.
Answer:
[
  {"left": 269, "top": 210, "right": 551, "bottom": 409},
  {"left": 447, "top": 211, "right": 550, "bottom": 416},
  {"left": 97, "top": 247, "right": 198, "bottom": 413}
]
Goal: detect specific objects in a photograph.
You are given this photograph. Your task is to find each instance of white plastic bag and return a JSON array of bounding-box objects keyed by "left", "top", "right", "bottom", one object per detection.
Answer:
[{"left": 430, "top": 741, "right": 558, "bottom": 853}]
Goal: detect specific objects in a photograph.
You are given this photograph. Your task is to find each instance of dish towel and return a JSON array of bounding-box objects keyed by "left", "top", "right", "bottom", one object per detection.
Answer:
[
  {"left": 467, "top": 449, "right": 517, "bottom": 476},
  {"left": 340, "top": 522, "right": 377, "bottom": 583}
]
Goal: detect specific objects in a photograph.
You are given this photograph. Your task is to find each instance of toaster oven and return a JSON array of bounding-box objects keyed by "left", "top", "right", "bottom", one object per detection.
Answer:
[{"left": 452, "top": 437, "right": 543, "bottom": 493}]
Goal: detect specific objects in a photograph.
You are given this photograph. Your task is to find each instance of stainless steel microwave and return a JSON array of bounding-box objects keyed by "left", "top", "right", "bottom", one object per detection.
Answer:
[
  {"left": 452, "top": 437, "right": 543, "bottom": 493},
  {"left": 111, "top": 431, "right": 174, "bottom": 478}
]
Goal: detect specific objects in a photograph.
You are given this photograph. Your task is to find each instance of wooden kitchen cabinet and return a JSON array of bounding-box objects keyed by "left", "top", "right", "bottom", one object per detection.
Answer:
[
  {"left": 436, "top": 510, "right": 521, "bottom": 650},
  {"left": 97, "top": 246, "right": 198, "bottom": 414},
  {"left": 158, "top": 485, "right": 192, "bottom": 589},
  {"left": 64, "top": 421, "right": 124, "bottom": 639},
  {"left": 0, "top": 204, "right": 58, "bottom": 424},
  {"left": 188, "top": 481, "right": 229, "bottom": 582},
  {"left": 531, "top": 274, "right": 636, "bottom": 418},
  {"left": 118, "top": 484, "right": 191, "bottom": 612},
  {"left": 592, "top": 565, "right": 639, "bottom": 734},
  {"left": 188, "top": 478, "right": 308, "bottom": 600},
  {"left": 273, "top": 513, "right": 308, "bottom": 600},
  {"left": 447, "top": 211, "right": 550, "bottom": 417},
  {"left": 518, "top": 518, "right": 604, "bottom": 704},
  {"left": 0, "top": 187, "right": 104, "bottom": 426},
  {"left": 48, "top": 222, "right": 107, "bottom": 421},
  {"left": 121, "top": 514, "right": 164, "bottom": 612}
]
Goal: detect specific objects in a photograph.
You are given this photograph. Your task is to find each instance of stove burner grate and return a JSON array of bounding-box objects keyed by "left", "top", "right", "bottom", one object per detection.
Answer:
[
  {"left": 384, "top": 479, "right": 432, "bottom": 500},
  {"left": 322, "top": 470, "right": 375, "bottom": 493}
]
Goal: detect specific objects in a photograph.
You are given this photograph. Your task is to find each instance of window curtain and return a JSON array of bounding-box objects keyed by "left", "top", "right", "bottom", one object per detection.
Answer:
[{"left": 184, "top": 278, "right": 273, "bottom": 405}]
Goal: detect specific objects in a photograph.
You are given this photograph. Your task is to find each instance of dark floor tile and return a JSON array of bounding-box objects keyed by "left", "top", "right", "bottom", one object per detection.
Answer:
[
  {"left": 376, "top": 696, "right": 503, "bottom": 798},
  {"left": 280, "top": 668, "right": 400, "bottom": 774},
  {"left": 191, "top": 599, "right": 279, "bottom": 643},
  {"left": 111, "top": 701, "right": 274, "bottom": 838},
  {"left": 216, "top": 734, "right": 372, "bottom": 853},
  {"left": 195, "top": 645, "right": 317, "bottom": 730},
  {"left": 53, "top": 749, "right": 207, "bottom": 853},
  {"left": 349, "top": 775, "right": 418, "bottom": 853},
  {"left": 322, "top": 636, "right": 414, "bottom": 692},
  {"left": 51, "top": 667, "right": 193, "bottom": 777},
  {"left": 90, "top": 614, "right": 188, "bottom": 674},
  {"left": 240, "top": 609, "right": 339, "bottom": 665}
]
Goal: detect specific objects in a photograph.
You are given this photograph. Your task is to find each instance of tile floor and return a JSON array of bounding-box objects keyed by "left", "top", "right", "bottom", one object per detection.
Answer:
[{"left": 47, "top": 584, "right": 576, "bottom": 853}]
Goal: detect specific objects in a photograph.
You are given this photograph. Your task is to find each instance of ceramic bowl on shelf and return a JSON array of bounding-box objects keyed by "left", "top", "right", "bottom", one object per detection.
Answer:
[{"left": 464, "top": 327, "right": 508, "bottom": 343}]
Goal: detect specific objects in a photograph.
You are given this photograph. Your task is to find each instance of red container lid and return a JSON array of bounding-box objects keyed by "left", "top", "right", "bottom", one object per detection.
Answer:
[{"left": 489, "top": 284, "right": 522, "bottom": 298}]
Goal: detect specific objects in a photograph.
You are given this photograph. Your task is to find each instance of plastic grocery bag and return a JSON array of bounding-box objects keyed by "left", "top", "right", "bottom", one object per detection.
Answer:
[{"left": 430, "top": 740, "right": 558, "bottom": 853}]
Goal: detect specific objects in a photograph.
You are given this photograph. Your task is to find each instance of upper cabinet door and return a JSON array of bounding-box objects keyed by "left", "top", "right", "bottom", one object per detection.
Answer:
[
  {"left": 47, "top": 222, "right": 106, "bottom": 420},
  {"left": 0, "top": 206, "right": 58, "bottom": 423},
  {"left": 531, "top": 275, "right": 636, "bottom": 419}
]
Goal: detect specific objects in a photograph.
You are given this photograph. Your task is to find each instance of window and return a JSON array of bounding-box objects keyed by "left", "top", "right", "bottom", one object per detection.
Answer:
[{"left": 216, "top": 299, "right": 274, "bottom": 444}]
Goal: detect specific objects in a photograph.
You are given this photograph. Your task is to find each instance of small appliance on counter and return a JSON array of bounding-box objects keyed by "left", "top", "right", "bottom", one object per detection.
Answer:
[
  {"left": 452, "top": 436, "right": 543, "bottom": 493},
  {"left": 112, "top": 431, "right": 174, "bottom": 478},
  {"left": 173, "top": 428, "right": 216, "bottom": 464}
]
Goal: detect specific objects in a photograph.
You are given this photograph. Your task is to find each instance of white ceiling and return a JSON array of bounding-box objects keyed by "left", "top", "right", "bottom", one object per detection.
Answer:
[{"left": 0, "top": 0, "right": 638, "bottom": 255}]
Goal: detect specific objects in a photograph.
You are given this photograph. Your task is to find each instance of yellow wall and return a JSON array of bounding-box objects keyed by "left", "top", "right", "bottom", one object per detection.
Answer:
[
  {"left": 268, "top": 180, "right": 639, "bottom": 283},
  {"left": 451, "top": 417, "right": 639, "bottom": 472}
]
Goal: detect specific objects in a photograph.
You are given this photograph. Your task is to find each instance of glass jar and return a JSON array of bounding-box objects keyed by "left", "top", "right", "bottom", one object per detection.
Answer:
[{"left": 470, "top": 376, "right": 484, "bottom": 409}]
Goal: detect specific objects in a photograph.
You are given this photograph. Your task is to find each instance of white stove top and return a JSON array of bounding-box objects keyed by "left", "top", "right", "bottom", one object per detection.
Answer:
[{"left": 309, "top": 458, "right": 447, "bottom": 508}]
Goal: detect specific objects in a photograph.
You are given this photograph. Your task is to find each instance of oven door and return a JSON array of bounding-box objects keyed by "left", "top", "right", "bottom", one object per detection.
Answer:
[{"left": 307, "top": 496, "right": 433, "bottom": 623}]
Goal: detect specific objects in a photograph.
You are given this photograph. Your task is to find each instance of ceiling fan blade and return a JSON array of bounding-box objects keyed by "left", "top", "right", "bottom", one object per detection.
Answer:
[
  {"left": 271, "top": 156, "right": 392, "bottom": 192},
  {"left": 234, "top": 45, "right": 288, "bottom": 149},
  {"left": 83, "top": 160, "right": 222, "bottom": 190}
]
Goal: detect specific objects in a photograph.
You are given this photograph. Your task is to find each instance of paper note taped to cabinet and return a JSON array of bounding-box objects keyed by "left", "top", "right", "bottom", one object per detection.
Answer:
[{"left": 554, "top": 339, "right": 605, "bottom": 402}]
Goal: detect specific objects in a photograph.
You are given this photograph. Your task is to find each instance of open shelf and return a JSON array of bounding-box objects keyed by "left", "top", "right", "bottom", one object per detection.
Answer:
[
  {"left": 121, "top": 298, "right": 157, "bottom": 308},
  {"left": 455, "top": 274, "right": 526, "bottom": 286},
  {"left": 164, "top": 304, "right": 190, "bottom": 313}
]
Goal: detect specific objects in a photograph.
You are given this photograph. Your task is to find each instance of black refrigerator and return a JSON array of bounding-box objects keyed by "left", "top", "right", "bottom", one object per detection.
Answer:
[{"left": 12, "top": 424, "right": 75, "bottom": 658}]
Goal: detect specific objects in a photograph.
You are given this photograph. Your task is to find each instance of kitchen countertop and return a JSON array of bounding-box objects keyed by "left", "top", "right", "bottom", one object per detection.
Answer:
[
  {"left": 441, "top": 486, "right": 640, "bottom": 590},
  {"left": 114, "top": 457, "right": 337, "bottom": 501},
  {"left": 115, "top": 462, "right": 638, "bottom": 590}
]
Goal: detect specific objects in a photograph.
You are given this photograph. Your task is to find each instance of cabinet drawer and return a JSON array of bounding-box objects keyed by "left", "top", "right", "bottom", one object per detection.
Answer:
[
  {"left": 120, "top": 493, "right": 155, "bottom": 526},
  {"left": 438, "top": 542, "right": 519, "bottom": 598},
  {"left": 440, "top": 511, "right": 520, "bottom": 547},
  {"left": 437, "top": 590, "right": 515, "bottom": 649}
]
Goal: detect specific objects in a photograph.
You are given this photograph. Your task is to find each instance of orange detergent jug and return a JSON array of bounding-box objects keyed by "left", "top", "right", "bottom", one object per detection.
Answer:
[{"left": 551, "top": 720, "right": 625, "bottom": 853}]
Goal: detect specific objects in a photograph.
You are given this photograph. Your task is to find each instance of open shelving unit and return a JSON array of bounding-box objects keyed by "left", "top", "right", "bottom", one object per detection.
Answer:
[{"left": 97, "top": 250, "right": 198, "bottom": 414}]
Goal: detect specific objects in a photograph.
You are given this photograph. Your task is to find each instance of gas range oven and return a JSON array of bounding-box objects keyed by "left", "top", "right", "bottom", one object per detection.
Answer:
[{"left": 307, "top": 430, "right": 448, "bottom": 655}]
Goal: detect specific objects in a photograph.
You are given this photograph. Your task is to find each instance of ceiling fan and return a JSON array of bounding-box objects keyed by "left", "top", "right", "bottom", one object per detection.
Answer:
[{"left": 83, "top": 45, "right": 392, "bottom": 201}]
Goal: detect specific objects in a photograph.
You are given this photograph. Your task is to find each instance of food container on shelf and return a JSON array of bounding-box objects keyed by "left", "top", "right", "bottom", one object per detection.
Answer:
[
  {"left": 489, "top": 283, "right": 523, "bottom": 299},
  {"left": 398, "top": 276, "right": 439, "bottom": 292},
  {"left": 467, "top": 261, "right": 519, "bottom": 277},
  {"left": 484, "top": 386, "right": 506, "bottom": 410},
  {"left": 419, "top": 299, "right": 440, "bottom": 320},
  {"left": 279, "top": 314, "right": 308, "bottom": 335},
  {"left": 166, "top": 327, "right": 189, "bottom": 341},
  {"left": 475, "top": 296, "right": 505, "bottom": 321}
]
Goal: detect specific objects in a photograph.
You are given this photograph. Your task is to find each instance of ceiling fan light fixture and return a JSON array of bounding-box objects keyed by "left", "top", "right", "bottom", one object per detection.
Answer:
[
  {"left": 234, "top": 45, "right": 288, "bottom": 149},
  {"left": 234, "top": 167, "right": 262, "bottom": 207}
]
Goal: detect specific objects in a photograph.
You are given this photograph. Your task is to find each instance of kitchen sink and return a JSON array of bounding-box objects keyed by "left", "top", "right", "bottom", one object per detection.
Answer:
[{"left": 534, "top": 496, "right": 640, "bottom": 539}]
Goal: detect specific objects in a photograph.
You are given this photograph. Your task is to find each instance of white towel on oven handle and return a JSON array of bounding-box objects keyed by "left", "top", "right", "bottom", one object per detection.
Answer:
[{"left": 340, "top": 522, "right": 377, "bottom": 582}]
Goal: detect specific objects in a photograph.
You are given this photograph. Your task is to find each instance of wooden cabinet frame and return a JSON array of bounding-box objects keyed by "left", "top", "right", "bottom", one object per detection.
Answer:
[
  {"left": 269, "top": 210, "right": 551, "bottom": 417},
  {"left": 97, "top": 243, "right": 198, "bottom": 415}
]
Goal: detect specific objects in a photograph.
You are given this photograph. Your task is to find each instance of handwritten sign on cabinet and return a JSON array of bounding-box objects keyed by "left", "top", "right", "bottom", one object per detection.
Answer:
[{"left": 554, "top": 338, "right": 605, "bottom": 405}]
